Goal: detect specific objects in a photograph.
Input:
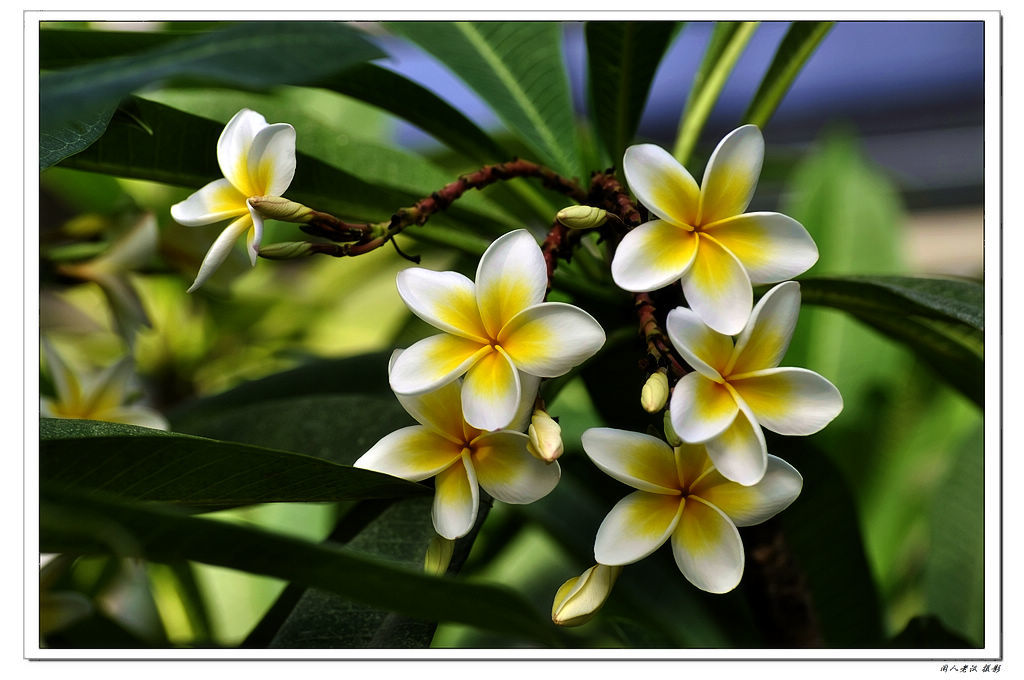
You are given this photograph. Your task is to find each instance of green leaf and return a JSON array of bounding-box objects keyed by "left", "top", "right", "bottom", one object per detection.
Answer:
[
  {"left": 799, "top": 277, "right": 984, "bottom": 407},
  {"left": 776, "top": 438, "right": 886, "bottom": 647},
  {"left": 925, "top": 426, "right": 984, "bottom": 647},
  {"left": 389, "top": 22, "right": 582, "bottom": 177},
  {"left": 40, "top": 418, "right": 428, "bottom": 508},
  {"left": 41, "top": 22, "right": 384, "bottom": 169},
  {"left": 742, "top": 22, "right": 834, "bottom": 128},
  {"left": 798, "top": 275, "right": 983, "bottom": 331},
  {"left": 313, "top": 64, "right": 508, "bottom": 165},
  {"left": 40, "top": 28, "right": 190, "bottom": 69},
  {"left": 888, "top": 615, "right": 976, "bottom": 649},
  {"left": 40, "top": 104, "right": 117, "bottom": 171},
  {"left": 41, "top": 485, "right": 559, "bottom": 646},
  {"left": 672, "top": 21, "right": 759, "bottom": 165},
  {"left": 585, "top": 22, "right": 681, "bottom": 163}
]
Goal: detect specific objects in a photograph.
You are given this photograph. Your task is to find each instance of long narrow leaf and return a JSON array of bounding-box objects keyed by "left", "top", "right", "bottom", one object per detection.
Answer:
[
  {"left": 40, "top": 418, "right": 428, "bottom": 508},
  {"left": 40, "top": 485, "right": 560, "bottom": 646},
  {"left": 672, "top": 21, "right": 758, "bottom": 165},
  {"left": 40, "top": 22, "right": 384, "bottom": 170},
  {"left": 743, "top": 22, "right": 834, "bottom": 128},
  {"left": 585, "top": 21, "right": 681, "bottom": 164},
  {"left": 389, "top": 22, "right": 582, "bottom": 177}
]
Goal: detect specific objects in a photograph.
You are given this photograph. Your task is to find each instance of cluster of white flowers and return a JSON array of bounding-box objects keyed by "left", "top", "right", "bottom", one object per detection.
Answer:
[{"left": 171, "top": 113, "right": 842, "bottom": 623}]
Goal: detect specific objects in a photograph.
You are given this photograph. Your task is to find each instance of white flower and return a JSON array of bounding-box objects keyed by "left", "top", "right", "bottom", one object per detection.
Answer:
[
  {"left": 356, "top": 352, "right": 560, "bottom": 540},
  {"left": 40, "top": 341, "right": 167, "bottom": 430},
  {"left": 170, "top": 109, "right": 296, "bottom": 293},
  {"left": 666, "top": 281, "right": 842, "bottom": 485},
  {"left": 582, "top": 427, "right": 803, "bottom": 594},
  {"left": 389, "top": 229, "right": 606, "bottom": 431},
  {"left": 612, "top": 126, "right": 818, "bottom": 335},
  {"left": 550, "top": 564, "right": 621, "bottom": 627}
]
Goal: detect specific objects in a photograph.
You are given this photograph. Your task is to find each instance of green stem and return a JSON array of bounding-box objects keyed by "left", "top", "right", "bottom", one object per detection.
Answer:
[{"left": 672, "top": 21, "right": 759, "bottom": 166}]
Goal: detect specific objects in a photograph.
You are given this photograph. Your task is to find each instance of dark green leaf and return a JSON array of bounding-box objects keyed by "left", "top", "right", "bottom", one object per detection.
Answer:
[
  {"left": 742, "top": 22, "right": 834, "bottom": 128},
  {"left": 925, "top": 426, "right": 985, "bottom": 647},
  {"left": 40, "top": 28, "right": 190, "bottom": 70},
  {"left": 39, "top": 104, "right": 117, "bottom": 170},
  {"left": 40, "top": 485, "right": 559, "bottom": 646},
  {"left": 389, "top": 22, "right": 582, "bottom": 177},
  {"left": 314, "top": 64, "right": 508, "bottom": 165},
  {"left": 585, "top": 22, "right": 680, "bottom": 164},
  {"left": 798, "top": 275, "right": 983, "bottom": 332},
  {"left": 41, "top": 417, "right": 427, "bottom": 508},
  {"left": 41, "top": 22, "right": 384, "bottom": 164},
  {"left": 776, "top": 438, "right": 886, "bottom": 647},
  {"left": 888, "top": 615, "right": 976, "bottom": 649}
]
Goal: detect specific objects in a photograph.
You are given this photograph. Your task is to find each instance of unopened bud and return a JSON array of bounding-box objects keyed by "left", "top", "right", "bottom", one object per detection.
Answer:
[
  {"left": 248, "top": 196, "right": 314, "bottom": 223},
  {"left": 258, "top": 241, "right": 315, "bottom": 260},
  {"left": 556, "top": 205, "right": 608, "bottom": 230},
  {"left": 663, "top": 410, "right": 682, "bottom": 447},
  {"left": 641, "top": 370, "right": 669, "bottom": 413},
  {"left": 527, "top": 410, "right": 563, "bottom": 463},
  {"left": 551, "top": 564, "right": 621, "bottom": 627},
  {"left": 424, "top": 533, "right": 456, "bottom": 576}
]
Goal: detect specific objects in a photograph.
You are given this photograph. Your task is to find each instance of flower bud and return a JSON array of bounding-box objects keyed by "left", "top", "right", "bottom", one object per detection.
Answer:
[
  {"left": 248, "top": 195, "right": 314, "bottom": 223},
  {"left": 424, "top": 533, "right": 456, "bottom": 576},
  {"left": 556, "top": 205, "right": 608, "bottom": 230},
  {"left": 527, "top": 409, "right": 563, "bottom": 463},
  {"left": 663, "top": 410, "right": 682, "bottom": 447},
  {"left": 640, "top": 369, "right": 669, "bottom": 413},
  {"left": 551, "top": 564, "right": 621, "bottom": 627},
  {"left": 257, "top": 241, "right": 315, "bottom": 260}
]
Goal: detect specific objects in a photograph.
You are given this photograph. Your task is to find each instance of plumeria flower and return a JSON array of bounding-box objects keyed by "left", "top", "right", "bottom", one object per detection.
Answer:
[
  {"left": 170, "top": 109, "right": 296, "bottom": 293},
  {"left": 666, "top": 281, "right": 842, "bottom": 485},
  {"left": 612, "top": 126, "right": 818, "bottom": 335},
  {"left": 582, "top": 427, "right": 802, "bottom": 594},
  {"left": 389, "top": 229, "right": 606, "bottom": 431},
  {"left": 356, "top": 352, "right": 560, "bottom": 539},
  {"left": 40, "top": 341, "right": 167, "bottom": 430}
]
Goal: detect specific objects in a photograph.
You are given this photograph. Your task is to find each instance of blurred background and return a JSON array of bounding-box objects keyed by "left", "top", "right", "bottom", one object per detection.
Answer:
[{"left": 39, "top": 20, "right": 986, "bottom": 649}]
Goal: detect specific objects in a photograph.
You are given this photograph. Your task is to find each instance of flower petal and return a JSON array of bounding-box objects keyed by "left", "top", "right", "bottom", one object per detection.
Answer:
[
  {"left": 727, "top": 281, "right": 801, "bottom": 375},
  {"left": 703, "top": 397, "right": 767, "bottom": 486},
  {"left": 668, "top": 372, "right": 738, "bottom": 444},
  {"left": 471, "top": 431, "right": 560, "bottom": 503},
  {"left": 217, "top": 109, "right": 268, "bottom": 195},
  {"left": 610, "top": 220, "right": 698, "bottom": 292},
  {"left": 681, "top": 235, "right": 753, "bottom": 336},
  {"left": 433, "top": 452, "right": 479, "bottom": 539},
  {"left": 581, "top": 428, "right": 681, "bottom": 494},
  {"left": 389, "top": 334, "right": 489, "bottom": 395},
  {"left": 665, "top": 306, "right": 733, "bottom": 380},
  {"left": 674, "top": 441, "right": 713, "bottom": 490},
  {"left": 246, "top": 123, "right": 296, "bottom": 197},
  {"left": 691, "top": 454, "right": 802, "bottom": 527},
  {"left": 170, "top": 178, "right": 248, "bottom": 227},
  {"left": 475, "top": 229, "right": 547, "bottom": 339},
  {"left": 623, "top": 144, "right": 700, "bottom": 227},
  {"left": 670, "top": 496, "right": 744, "bottom": 593},
  {"left": 354, "top": 425, "right": 463, "bottom": 481},
  {"left": 508, "top": 372, "right": 541, "bottom": 433},
  {"left": 396, "top": 268, "right": 488, "bottom": 342},
  {"left": 187, "top": 214, "right": 252, "bottom": 293},
  {"left": 594, "top": 490, "right": 684, "bottom": 566},
  {"left": 245, "top": 200, "right": 263, "bottom": 266},
  {"left": 498, "top": 302, "right": 606, "bottom": 378},
  {"left": 461, "top": 346, "right": 520, "bottom": 431},
  {"left": 389, "top": 358, "right": 466, "bottom": 443},
  {"left": 102, "top": 406, "right": 170, "bottom": 431},
  {"left": 42, "top": 340, "right": 82, "bottom": 410},
  {"left": 697, "top": 124, "right": 764, "bottom": 225},
  {"left": 728, "top": 367, "right": 843, "bottom": 436},
  {"left": 703, "top": 212, "right": 818, "bottom": 284}
]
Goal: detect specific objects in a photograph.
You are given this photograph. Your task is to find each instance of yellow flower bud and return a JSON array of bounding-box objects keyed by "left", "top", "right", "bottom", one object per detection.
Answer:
[
  {"left": 527, "top": 410, "right": 563, "bottom": 463},
  {"left": 551, "top": 564, "right": 622, "bottom": 627},
  {"left": 424, "top": 533, "right": 456, "bottom": 576},
  {"left": 248, "top": 195, "right": 314, "bottom": 223},
  {"left": 257, "top": 241, "right": 315, "bottom": 260},
  {"left": 556, "top": 205, "right": 608, "bottom": 230},
  {"left": 640, "top": 369, "right": 669, "bottom": 413}
]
